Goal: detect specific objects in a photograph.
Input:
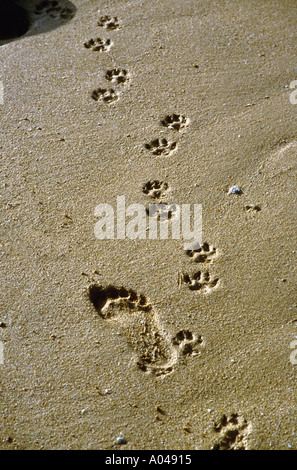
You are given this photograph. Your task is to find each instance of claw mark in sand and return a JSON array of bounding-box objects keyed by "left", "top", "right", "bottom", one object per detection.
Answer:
[{"left": 245, "top": 205, "right": 261, "bottom": 212}]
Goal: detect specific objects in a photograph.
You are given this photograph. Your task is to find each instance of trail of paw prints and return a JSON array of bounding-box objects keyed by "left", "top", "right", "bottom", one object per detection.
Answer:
[
  {"left": 87, "top": 15, "right": 129, "bottom": 104},
  {"left": 142, "top": 180, "right": 169, "bottom": 200},
  {"left": 211, "top": 413, "right": 252, "bottom": 450},
  {"left": 90, "top": 70, "right": 130, "bottom": 104},
  {"left": 91, "top": 69, "right": 130, "bottom": 104},
  {"left": 91, "top": 87, "right": 119, "bottom": 104},
  {"left": 98, "top": 15, "right": 119, "bottom": 30},
  {"left": 183, "top": 242, "right": 219, "bottom": 293},
  {"left": 34, "top": 0, "right": 75, "bottom": 19},
  {"left": 145, "top": 138, "right": 177, "bottom": 156},
  {"left": 179, "top": 271, "right": 219, "bottom": 292},
  {"left": 160, "top": 114, "right": 189, "bottom": 131},
  {"left": 84, "top": 14, "right": 117, "bottom": 53},
  {"left": 185, "top": 242, "right": 217, "bottom": 264},
  {"left": 84, "top": 38, "right": 113, "bottom": 52},
  {"left": 142, "top": 182, "right": 177, "bottom": 222},
  {"left": 88, "top": 284, "right": 203, "bottom": 376},
  {"left": 144, "top": 112, "right": 188, "bottom": 158}
]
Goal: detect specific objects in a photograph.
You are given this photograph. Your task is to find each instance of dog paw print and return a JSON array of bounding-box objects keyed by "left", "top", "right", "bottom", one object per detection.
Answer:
[
  {"left": 105, "top": 68, "right": 129, "bottom": 85},
  {"left": 145, "top": 138, "right": 177, "bottom": 156},
  {"left": 180, "top": 271, "right": 219, "bottom": 292},
  {"left": 34, "top": 0, "right": 74, "bottom": 19},
  {"left": 172, "top": 330, "right": 203, "bottom": 356},
  {"left": 98, "top": 15, "right": 119, "bottom": 30},
  {"left": 160, "top": 114, "right": 189, "bottom": 131},
  {"left": 142, "top": 181, "right": 169, "bottom": 199},
  {"left": 146, "top": 203, "right": 179, "bottom": 221},
  {"left": 212, "top": 413, "right": 252, "bottom": 450},
  {"left": 185, "top": 242, "right": 217, "bottom": 264},
  {"left": 84, "top": 38, "right": 113, "bottom": 52},
  {"left": 91, "top": 87, "right": 118, "bottom": 104}
]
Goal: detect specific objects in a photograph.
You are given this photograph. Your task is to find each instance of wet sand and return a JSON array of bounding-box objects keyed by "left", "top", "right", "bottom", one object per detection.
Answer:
[{"left": 0, "top": 0, "right": 297, "bottom": 449}]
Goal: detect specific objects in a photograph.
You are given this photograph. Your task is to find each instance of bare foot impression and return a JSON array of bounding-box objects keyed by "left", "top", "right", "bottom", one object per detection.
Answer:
[
  {"left": 88, "top": 284, "right": 203, "bottom": 376},
  {"left": 91, "top": 87, "right": 118, "bottom": 104},
  {"left": 98, "top": 15, "right": 119, "bottom": 30},
  {"left": 84, "top": 38, "right": 112, "bottom": 52},
  {"left": 179, "top": 271, "right": 219, "bottom": 292},
  {"left": 145, "top": 138, "right": 177, "bottom": 156},
  {"left": 212, "top": 413, "right": 252, "bottom": 450},
  {"left": 160, "top": 114, "right": 189, "bottom": 131},
  {"left": 105, "top": 68, "right": 129, "bottom": 85},
  {"left": 142, "top": 180, "right": 169, "bottom": 199},
  {"left": 185, "top": 242, "right": 217, "bottom": 264}
]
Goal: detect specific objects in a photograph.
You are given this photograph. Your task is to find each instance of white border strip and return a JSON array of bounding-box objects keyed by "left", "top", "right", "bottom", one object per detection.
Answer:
[
  {"left": 0, "top": 341, "right": 3, "bottom": 364},
  {"left": 0, "top": 81, "right": 3, "bottom": 105}
]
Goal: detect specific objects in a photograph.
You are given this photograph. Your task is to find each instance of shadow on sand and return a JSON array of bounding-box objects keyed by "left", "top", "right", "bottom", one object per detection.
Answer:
[{"left": 0, "top": 0, "right": 77, "bottom": 45}]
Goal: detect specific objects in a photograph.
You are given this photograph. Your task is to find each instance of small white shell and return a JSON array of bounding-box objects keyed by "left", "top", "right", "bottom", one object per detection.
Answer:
[
  {"left": 115, "top": 433, "right": 127, "bottom": 445},
  {"left": 228, "top": 186, "right": 242, "bottom": 194}
]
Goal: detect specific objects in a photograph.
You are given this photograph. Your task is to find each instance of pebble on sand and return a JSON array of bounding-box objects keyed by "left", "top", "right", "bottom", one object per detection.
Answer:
[
  {"left": 228, "top": 186, "right": 242, "bottom": 195},
  {"left": 115, "top": 433, "right": 127, "bottom": 445}
]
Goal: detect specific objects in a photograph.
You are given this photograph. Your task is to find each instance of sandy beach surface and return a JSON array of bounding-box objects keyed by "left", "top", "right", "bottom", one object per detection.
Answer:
[{"left": 0, "top": 0, "right": 297, "bottom": 450}]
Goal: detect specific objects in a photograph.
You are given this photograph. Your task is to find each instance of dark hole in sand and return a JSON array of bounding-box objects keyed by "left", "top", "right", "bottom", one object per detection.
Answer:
[{"left": 0, "top": 2, "right": 29, "bottom": 39}]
